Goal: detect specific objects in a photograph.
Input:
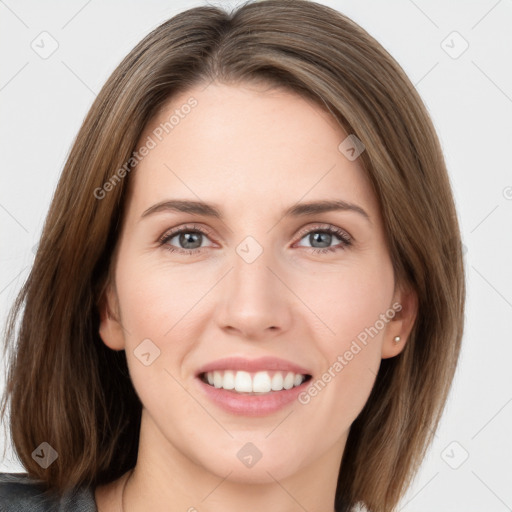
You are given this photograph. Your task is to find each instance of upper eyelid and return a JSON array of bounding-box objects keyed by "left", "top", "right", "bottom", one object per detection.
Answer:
[
  {"left": 159, "top": 222, "right": 352, "bottom": 245},
  {"left": 294, "top": 224, "right": 352, "bottom": 240},
  {"left": 158, "top": 223, "right": 215, "bottom": 244}
]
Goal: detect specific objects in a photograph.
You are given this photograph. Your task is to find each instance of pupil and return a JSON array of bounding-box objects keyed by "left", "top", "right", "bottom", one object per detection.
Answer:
[
  {"left": 181, "top": 232, "right": 201, "bottom": 249},
  {"left": 311, "top": 232, "right": 330, "bottom": 248}
]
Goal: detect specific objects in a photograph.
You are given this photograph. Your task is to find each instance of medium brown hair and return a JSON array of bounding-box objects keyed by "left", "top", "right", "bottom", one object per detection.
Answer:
[{"left": 1, "top": 1, "right": 465, "bottom": 510}]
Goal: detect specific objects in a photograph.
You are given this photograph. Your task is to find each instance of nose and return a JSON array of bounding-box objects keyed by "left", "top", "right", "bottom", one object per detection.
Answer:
[{"left": 215, "top": 243, "right": 293, "bottom": 341}]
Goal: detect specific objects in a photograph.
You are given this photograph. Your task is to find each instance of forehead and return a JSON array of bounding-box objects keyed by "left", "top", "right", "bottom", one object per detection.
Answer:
[{"left": 126, "top": 82, "right": 380, "bottom": 224}]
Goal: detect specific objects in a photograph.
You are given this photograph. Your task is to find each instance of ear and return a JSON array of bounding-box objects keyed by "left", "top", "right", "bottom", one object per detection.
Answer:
[
  {"left": 98, "top": 282, "right": 126, "bottom": 351},
  {"left": 381, "top": 282, "right": 418, "bottom": 359}
]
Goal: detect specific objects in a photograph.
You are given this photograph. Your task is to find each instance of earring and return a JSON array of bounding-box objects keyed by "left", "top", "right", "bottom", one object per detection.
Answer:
[{"left": 393, "top": 336, "right": 401, "bottom": 344}]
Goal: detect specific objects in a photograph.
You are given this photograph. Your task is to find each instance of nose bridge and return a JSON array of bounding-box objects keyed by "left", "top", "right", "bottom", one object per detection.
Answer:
[
  {"left": 230, "top": 233, "right": 278, "bottom": 302},
  {"left": 216, "top": 231, "right": 290, "bottom": 336}
]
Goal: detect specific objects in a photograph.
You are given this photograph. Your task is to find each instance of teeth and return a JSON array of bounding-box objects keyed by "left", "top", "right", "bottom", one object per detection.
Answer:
[
  {"left": 283, "top": 372, "right": 295, "bottom": 390},
  {"left": 203, "top": 370, "right": 307, "bottom": 393},
  {"left": 223, "top": 370, "right": 235, "bottom": 390},
  {"left": 253, "top": 371, "right": 272, "bottom": 393},
  {"left": 234, "top": 371, "right": 252, "bottom": 392},
  {"left": 271, "top": 372, "right": 284, "bottom": 391}
]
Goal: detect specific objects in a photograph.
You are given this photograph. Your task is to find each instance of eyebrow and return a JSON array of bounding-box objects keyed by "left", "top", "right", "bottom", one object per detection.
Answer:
[{"left": 140, "top": 198, "right": 371, "bottom": 223}]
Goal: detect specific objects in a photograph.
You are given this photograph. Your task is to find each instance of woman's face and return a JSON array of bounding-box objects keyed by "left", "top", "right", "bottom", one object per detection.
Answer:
[{"left": 100, "top": 81, "right": 415, "bottom": 484}]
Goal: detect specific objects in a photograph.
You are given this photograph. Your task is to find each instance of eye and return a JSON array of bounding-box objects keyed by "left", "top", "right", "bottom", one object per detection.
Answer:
[
  {"left": 294, "top": 224, "right": 352, "bottom": 254},
  {"left": 159, "top": 224, "right": 214, "bottom": 255},
  {"left": 158, "top": 223, "right": 353, "bottom": 255}
]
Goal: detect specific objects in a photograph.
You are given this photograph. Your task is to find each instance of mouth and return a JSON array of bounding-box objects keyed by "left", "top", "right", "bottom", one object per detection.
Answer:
[
  {"left": 194, "top": 357, "right": 313, "bottom": 416},
  {"left": 199, "top": 370, "right": 312, "bottom": 394}
]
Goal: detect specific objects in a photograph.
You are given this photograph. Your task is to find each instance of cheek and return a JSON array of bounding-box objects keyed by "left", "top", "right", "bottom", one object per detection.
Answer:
[
  {"left": 112, "top": 256, "right": 200, "bottom": 393},
  {"left": 115, "top": 253, "right": 210, "bottom": 338},
  {"left": 296, "top": 257, "right": 394, "bottom": 423},
  {"left": 114, "top": 262, "right": 203, "bottom": 426},
  {"left": 303, "top": 255, "right": 395, "bottom": 344}
]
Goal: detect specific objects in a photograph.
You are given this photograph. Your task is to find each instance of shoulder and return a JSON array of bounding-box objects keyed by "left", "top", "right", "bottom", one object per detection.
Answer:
[{"left": 0, "top": 471, "right": 97, "bottom": 511}]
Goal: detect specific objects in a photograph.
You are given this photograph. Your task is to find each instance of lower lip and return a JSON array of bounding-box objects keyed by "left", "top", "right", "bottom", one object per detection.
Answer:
[{"left": 196, "top": 377, "right": 310, "bottom": 416}]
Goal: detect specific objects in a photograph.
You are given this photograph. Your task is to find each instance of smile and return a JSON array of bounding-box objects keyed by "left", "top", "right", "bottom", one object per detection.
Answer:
[
  {"left": 200, "top": 370, "right": 311, "bottom": 394},
  {"left": 195, "top": 357, "right": 313, "bottom": 416}
]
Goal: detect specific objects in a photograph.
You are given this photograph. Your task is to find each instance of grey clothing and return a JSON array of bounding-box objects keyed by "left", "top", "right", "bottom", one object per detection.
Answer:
[{"left": 0, "top": 472, "right": 97, "bottom": 511}]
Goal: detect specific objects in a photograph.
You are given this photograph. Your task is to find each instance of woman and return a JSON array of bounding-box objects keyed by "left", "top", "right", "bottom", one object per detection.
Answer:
[{"left": 0, "top": 1, "right": 465, "bottom": 511}]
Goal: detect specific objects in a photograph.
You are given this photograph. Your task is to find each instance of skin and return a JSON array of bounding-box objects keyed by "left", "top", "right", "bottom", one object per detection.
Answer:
[{"left": 95, "top": 81, "right": 417, "bottom": 512}]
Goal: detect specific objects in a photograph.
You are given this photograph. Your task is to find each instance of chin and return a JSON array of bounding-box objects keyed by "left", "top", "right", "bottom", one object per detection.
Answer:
[
  {"left": 205, "top": 457, "right": 302, "bottom": 485},
  {"left": 188, "top": 437, "right": 310, "bottom": 485}
]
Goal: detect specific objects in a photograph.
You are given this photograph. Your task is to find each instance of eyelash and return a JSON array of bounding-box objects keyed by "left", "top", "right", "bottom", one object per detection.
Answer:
[{"left": 158, "top": 223, "right": 353, "bottom": 256}]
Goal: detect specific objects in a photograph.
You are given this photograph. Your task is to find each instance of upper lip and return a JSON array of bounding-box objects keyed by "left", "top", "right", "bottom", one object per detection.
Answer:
[{"left": 196, "top": 356, "right": 312, "bottom": 376}]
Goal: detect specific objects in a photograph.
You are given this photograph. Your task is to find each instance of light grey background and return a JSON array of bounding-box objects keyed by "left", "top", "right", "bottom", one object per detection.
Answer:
[{"left": 1, "top": 0, "right": 511, "bottom": 510}]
